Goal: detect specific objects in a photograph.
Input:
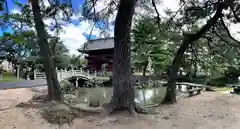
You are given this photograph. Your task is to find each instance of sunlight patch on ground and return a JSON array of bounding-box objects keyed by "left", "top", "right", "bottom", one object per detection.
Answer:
[{"left": 214, "top": 87, "right": 233, "bottom": 92}]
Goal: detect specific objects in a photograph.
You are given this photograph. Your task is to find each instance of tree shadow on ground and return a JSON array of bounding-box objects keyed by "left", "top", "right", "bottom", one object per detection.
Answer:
[
  {"left": 0, "top": 107, "right": 15, "bottom": 111},
  {"left": 15, "top": 94, "right": 99, "bottom": 125}
]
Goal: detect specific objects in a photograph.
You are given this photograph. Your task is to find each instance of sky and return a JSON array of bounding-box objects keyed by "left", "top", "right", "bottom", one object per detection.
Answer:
[{"left": 1, "top": 0, "right": 240, "bottom": 55}]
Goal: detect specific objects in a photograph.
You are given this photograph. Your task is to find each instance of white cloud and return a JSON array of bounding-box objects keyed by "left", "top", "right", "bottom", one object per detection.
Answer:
[
  {"left": 10, "top": 8, "right": 20, "bottom": 14},
  {"left": 156, "top": 0, "right": 179, "bottom": 17},
  {"left": 57, "top": 21, "right": 103, "bottom": 55},
  {"left": 229, "top": 23, "right": 240, "bottom": 41},
  {"left": 43, "top": 18, "right": 104, "bottom": 55}
]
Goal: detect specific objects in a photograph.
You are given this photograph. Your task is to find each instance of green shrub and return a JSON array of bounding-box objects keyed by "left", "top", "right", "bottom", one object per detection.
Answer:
[
  {"left": 136, "top": 80, "right": 163, "bottom": 89},
  {"left": 60, "top": 80, "right": 76, "bottom": 94}
]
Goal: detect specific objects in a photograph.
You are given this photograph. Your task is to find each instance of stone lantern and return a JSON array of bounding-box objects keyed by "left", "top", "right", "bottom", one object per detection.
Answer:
[
  {"left": 16, "top": 60, "right": 20, "bottom": 79},
  {"left": 26, "top": 67, "right": 31, "bottom": 80},
  {"left": 0, "top": 65, "right": 3, "bottom": 80}
]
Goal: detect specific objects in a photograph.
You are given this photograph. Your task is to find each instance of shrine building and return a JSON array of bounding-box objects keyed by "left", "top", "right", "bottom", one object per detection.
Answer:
[{"left": 78, "top": 37, "right": 114, "bottom": 72}]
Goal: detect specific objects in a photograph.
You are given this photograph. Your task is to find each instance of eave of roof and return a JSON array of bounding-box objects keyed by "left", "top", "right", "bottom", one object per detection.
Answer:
[{"left": 79, "top": 37, "right": 114, "bottom": 52}]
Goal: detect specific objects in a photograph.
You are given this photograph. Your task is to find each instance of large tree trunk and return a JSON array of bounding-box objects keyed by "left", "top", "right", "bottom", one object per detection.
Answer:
[
  {"left": 30, "top": 0, "right": 63, "bottom": 101},
  {"left": 193, "top": 62, "right": 197, "bottom": 77},
  {"left": 108, "top": 0, "right": 137, "bottom": 114},
  {"left": 162, "top": 4, "right": 224, "bottom": 104},
  {"left": 163, "top": 39, "right": 189, "bottom": 104},
  {"left": 191, "top": 44, "right": 198, "bottom": 77},
  {"left": 51, "top": 42, "right": 57, "bottom": 69}
]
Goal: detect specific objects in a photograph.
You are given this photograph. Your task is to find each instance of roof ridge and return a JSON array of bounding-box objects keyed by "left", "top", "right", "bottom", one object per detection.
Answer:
[{"left": 79, "top": 37, "right": 114, "bottom": 52}]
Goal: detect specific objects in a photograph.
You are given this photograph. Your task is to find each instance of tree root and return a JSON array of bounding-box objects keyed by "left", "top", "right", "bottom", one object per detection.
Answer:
[
  {"left": 205, "top": 86, "right": 216, "bottom": 92},
  {"left": 62, "top": 102, "right": 103, "bottom": 114},
  {"left": 101, "top": 102, "right": 159, "bottom": 116},
  {"left": 142, "top": 103, "right": 161, "bottom": 108},
  {"left": 62, "top": 101, "right": 159, "bottom": 116},
  {"left": 161, "top": 100, "right": 176, "bottom": 105}
]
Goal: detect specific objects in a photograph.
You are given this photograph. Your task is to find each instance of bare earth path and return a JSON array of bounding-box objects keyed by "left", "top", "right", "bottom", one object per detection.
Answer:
[{"left": 1, "top": 88, "right": 240, "bottom": 129}]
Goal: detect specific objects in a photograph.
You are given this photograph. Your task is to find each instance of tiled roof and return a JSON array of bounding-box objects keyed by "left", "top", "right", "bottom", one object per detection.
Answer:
[{"left": 79, "top": 37, "right": 114, "bottom": 52}]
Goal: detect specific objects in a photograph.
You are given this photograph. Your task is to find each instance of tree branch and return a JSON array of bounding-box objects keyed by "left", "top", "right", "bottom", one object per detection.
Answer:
[
  {"left": 167, "top": 0, "right": 227, "bottom": 75},
  {"left": 165, "top": 3, "right": 185, "bottom": 28},
  {"left": 151, "top": 1, "right": 185, "bottom": 32},
  {"left": 151, "top": 0, "right": 160, "bottom": 24}
]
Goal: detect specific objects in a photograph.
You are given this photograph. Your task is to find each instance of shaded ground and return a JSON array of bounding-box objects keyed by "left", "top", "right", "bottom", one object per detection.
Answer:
[{"left": 1, "top": 87, "right": 240, "bottom": 129}]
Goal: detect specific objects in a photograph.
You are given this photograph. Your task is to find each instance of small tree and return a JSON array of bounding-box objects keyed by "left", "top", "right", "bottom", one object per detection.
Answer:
[
  {"left": 30, "top": 0, "right": 63, "bottom": 101},
  {"left": 162, "top": 0, "right": 239, "bottom": 103}
]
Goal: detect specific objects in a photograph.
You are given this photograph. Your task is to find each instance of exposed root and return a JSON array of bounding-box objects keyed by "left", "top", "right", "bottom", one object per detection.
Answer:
[
  {"left": 101, "top": 102, "right": 158, "bottom": 116},
  {"left": 63, "top": 102, "right": 102, "bottom": 114},
  {"left": 205, "top": 86, "right": 216, "bottom": 92},
  {"left": 128, "top": 104, "right": 138, "bottom": 116},
  {"left": 142, "top": 103, "right": 161, "bottom": 108},
  {"left": 31, "top": 94, "right": 50, "bottom": 103}
]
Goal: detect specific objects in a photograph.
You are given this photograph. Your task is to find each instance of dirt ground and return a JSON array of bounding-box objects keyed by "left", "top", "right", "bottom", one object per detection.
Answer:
[{"left": 1, "top": 87, "right": 240, "bottom": 129}]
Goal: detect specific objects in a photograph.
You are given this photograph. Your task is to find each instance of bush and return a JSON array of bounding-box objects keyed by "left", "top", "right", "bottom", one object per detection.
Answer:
[
  {"left": 136, "top": 80, "right": 163, "bottom": 89},
  {"left": 206, "top": 76, "right": 238, "bottom": 87},
  {"left": 102, "top": 76, "right": 112, "bottom": 87},
  {"left": 60, "top": 80, "right": 76, "bottom": 94}
]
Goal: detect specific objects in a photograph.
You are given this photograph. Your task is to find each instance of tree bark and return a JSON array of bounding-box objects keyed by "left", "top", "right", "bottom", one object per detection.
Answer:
[
  {"left": 30, "top": 0, "right": 63, "bottom": 101},
  {"left": 162, "top": 3, "right": 225, "bottom": 104},
  {"left": 108, "top": 0, "right": 137, "bottom": 114},
  {"left": 191, "top": 44, "right": 198, "bottom": 77},
  {"left": 193, "top": 62, "right": 197, "bottom": 77}
]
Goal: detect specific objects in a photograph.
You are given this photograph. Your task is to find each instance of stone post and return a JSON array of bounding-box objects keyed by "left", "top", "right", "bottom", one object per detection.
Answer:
[
  {"left": 16, "top": 67, "right": 20, "bottom": 79},
  {"left": 72, "top": 67, "right": 74, "bottom": 76},
  {"left": 26, "top": 68, "right": 30, "bottom": 80},
  {"left": 33, "top": 69, "right": 36, "bottom": 79},
  {"left": 75, "top": 77, "right": 79, "bottom": 88},
  {"left": 16, "top": 60, "right": 20, "bottom": 79},
  {"left": 94, "top": 71, "right": 97, "bottom": 77},
  {"left": 80, "top": 68, "right": 83, "bottom": 75},
  {"left": 87, "top": 70, "right": 90, "bottom": 76},
  {"left": 0, "top": 66, "right": 3, "bottom": 80}
]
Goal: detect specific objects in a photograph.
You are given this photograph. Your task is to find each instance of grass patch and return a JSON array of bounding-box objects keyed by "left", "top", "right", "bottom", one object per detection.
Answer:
[
  {"left": 93, "top": 76, "right": 109, "bottom": 81},
  {"left": 213, "top": 87, "right": 233, "bottom": 91},
  {"left": 0, "top": 72, "right": 22, "bottom": 82}
]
